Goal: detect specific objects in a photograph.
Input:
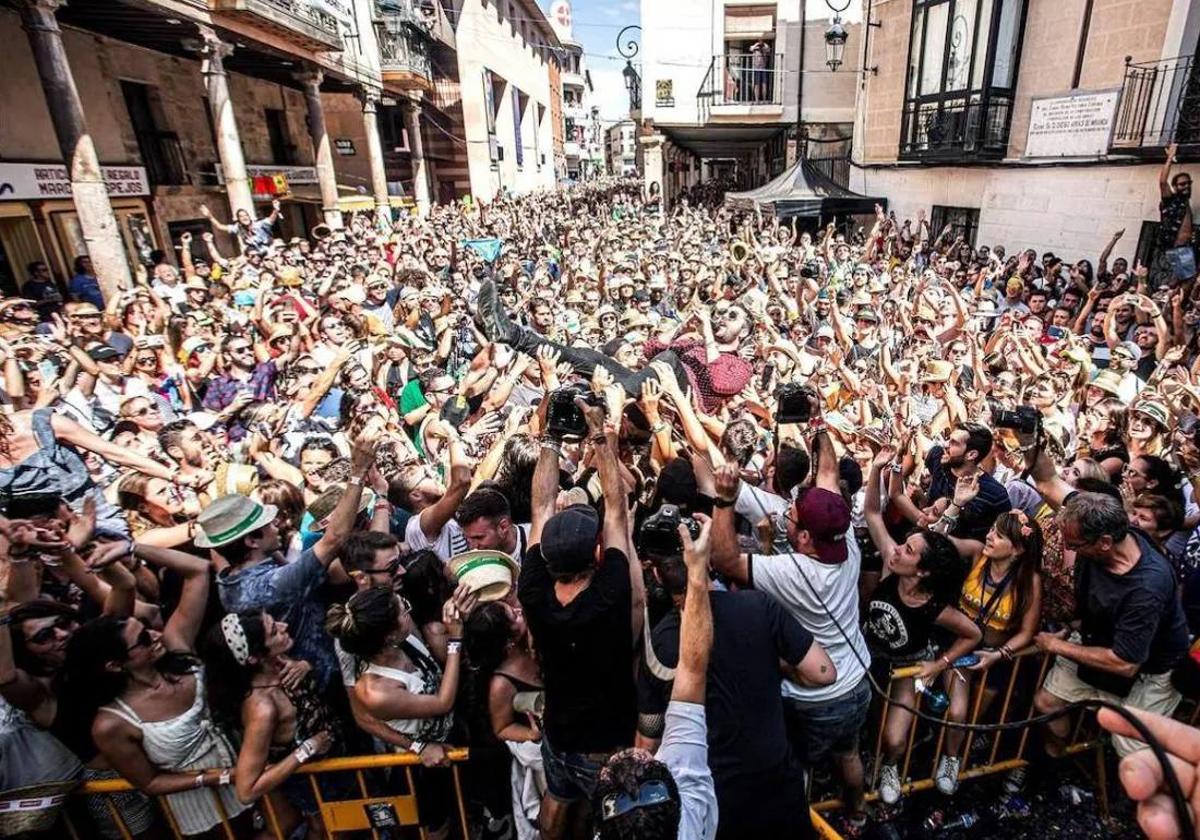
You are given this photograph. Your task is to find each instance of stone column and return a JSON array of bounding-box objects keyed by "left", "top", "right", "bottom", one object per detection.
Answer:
[
  {"left": 360, "top": 88, "right": 392, "bottom": 227},
  {"left": 639, "top": 132, "right": 665, "bottom": 209},
  {"left": 298, "top": 70, "right": 343, "bottom": 229},
  {"left": 196, "top": 26, "right": 254, "bottom": 219},
  {"left": 404, "top": 94, "right": 431, "bottom": 216},
  {"left": 18, "top": 0, "right": 131, "bottom": 301}
]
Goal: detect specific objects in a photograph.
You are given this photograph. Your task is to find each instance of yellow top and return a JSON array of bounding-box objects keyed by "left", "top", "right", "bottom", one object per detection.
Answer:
[{"left": 959, "top": 556, "right": 1016, "bottom": 632}]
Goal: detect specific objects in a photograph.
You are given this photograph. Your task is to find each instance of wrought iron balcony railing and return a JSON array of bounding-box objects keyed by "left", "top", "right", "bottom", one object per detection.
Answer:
[
  {"left": 376, "top": 10, "right": 433, "bottom": 85},
  {"left": 1112, "top": 54, "right": 1200, "bottom": 152},
  {"left": 900, "top": 94, "right": 1013, "bottom": 160},
  {"left": 209, "top": 0, "right": 343, "bottom": 51},
  {"left": 698, "top": 52, "right": 784, "bottom": 108}
]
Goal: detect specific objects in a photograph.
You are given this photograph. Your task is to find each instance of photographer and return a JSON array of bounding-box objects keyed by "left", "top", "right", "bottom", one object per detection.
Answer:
[
  {"left": 637, "top": 515, "right": 835, "bottom": 839},
  {"left": 709, "top": 398, "right": 873, "bottom": 830},
  {"left": 517, "top": 385, "right": 645, "bottom": 840}
]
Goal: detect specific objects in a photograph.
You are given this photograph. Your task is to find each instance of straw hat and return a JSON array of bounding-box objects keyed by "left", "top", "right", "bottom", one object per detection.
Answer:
[
  {"left": 919, "top": 359, "right": 955, "bottom": 383},
  {"left": 1089, "top": 369, "right": 1123, "bottom": 398},
  {"left": 278, "top": 266, "right": 302, "bottom": 287},
  {"left": 194, "top": 494, "right": 277, "bottom": 548},
  {"left": 0, "top": 780, "right": 79, "bottom": 835},
  {"left": 448, "top": 549, "right": 520, "bottom": 602},
  {"left": 211, "top": 462, "right": 260, "bottom": 499},
  {"left": 1132, "top": 397, "right": 1170, "bottom": 429}
]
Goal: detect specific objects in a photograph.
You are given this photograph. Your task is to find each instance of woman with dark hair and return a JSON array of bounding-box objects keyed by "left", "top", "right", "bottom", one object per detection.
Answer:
[
  {"left": 63, "top": 545, "right": 249, "bottom": 837},
  {"left": 402, "top": 549, "right": 458, "bottom": 663},
  {"left": 203, "top": 611, "right": 335, "bottom": 836},
  {"left": 326, "top": 586, "right": 474, "bottom": 838},
  {"left": 254, "top": 478, "right": 307, "bottom": 562},
  {"left": 493, "top": 434, "right": 541, "bottom": 524},
  {"left": 464, "top": 601, "right": 544, "bottom": 840},
  {"left": 864, "top": 447, "right": 982, "bottom": 805},
  {"left": 1080, "top": 398, "right": 1129, "bottom": 481}
]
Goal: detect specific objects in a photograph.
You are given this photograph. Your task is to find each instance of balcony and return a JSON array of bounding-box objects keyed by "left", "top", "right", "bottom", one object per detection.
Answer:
[
  {"left": 209, "top": 0, "right": 343, "bottom": 51},
  {"left": 899, "top": 95, "right": 1014, "bottom": 161},
  {"left": 378, "top": 0, "right": 455, "bottom": 49},
  {"left": 377, "top": 9, "right": 433, "bottom": 90},
  {"left": 1112, "top": 54, "right": 1200, "bottom": 156},
  {"left": 697, "top": 53, "right": 784, "bottom": 120}
]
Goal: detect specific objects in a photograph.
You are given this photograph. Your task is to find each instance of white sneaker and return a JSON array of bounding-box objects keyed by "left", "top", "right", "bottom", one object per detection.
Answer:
[
  {"left": 1002, "top": 765, "right": 1027, "bottom": 794},
  {"left": 878, "top": 763, "right": 902, "bottom": 805},
  {"left": 935, "top": 755, "right": 961, "bottom": 795}
]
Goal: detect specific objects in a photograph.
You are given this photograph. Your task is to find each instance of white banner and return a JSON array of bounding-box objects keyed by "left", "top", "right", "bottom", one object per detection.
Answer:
[
  {"left": 0, "top": 163, "right": 149, "bottom": 201},
  {"left": 1025, "top": 90, "right": 1119, "bottom": 158}
]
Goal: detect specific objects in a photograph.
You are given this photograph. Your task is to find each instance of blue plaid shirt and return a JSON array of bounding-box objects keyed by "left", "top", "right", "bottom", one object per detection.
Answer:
[{"left": 216, "top": 548, "right": 337, "bottom": 689}]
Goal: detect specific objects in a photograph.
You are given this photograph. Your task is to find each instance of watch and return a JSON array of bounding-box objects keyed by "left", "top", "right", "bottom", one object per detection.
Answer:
[{"left": 712, "top": 497, "right": 735, "bottom": 509}]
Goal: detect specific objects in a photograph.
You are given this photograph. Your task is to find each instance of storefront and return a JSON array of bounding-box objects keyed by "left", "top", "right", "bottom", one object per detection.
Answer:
[{"left": 0, "top": 162, "right": 154, "bottom": 295}]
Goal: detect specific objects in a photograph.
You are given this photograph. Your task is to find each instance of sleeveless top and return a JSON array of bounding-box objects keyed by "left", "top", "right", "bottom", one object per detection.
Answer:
[
  {"left": 959, "top": 556, "right": 1018, "bottom": 633},
  {"left": 0, "top": 409, "right": 128, "bottom": 535},
  {"left": 265, "top": 675, "right": 342, "bottom": 763},
  {"left": 863, "top": 575, "right": 944, "bottom": 662},
  {"left": 362, "top": 635, "right": 453, "bottom": 744},
  {"left": 99, "top": 667, "right": 249, "bottom": 835}
]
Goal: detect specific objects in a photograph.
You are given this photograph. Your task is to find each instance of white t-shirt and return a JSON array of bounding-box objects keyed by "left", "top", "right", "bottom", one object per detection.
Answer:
[
  {"left": 750, "top": 537, "right": 870, "bottom": 704},
  {"left": 405, "top": 514, "right": 469, "bottom": 561}
]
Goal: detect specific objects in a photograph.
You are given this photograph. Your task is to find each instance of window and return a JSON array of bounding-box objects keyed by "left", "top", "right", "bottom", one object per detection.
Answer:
[
  {"left": 930, "top": 205, "right": 981, "bottom": 246},
  {"left": 121, "top": 81, "right": 186, "bottom": 186},
  {"left": 265, "top": 108, "right": 297, "bottom": 165},
  {"left": 901, "top": 0, "right": 1028, "bottom": 160}
]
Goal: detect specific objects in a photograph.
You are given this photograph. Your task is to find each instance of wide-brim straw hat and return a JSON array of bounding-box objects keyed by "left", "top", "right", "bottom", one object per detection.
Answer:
[
  {"left": 448, "top": 549, "right": 520, "bottom": 603},
  {"left": 194, "top": 494, "right": 278, "bottom": 548},
  {"left": 0, "top": 781, "right": 79, "bottom": 835},
  {"left": 211, "top": 463, "right": 260, "bottom": 499}
]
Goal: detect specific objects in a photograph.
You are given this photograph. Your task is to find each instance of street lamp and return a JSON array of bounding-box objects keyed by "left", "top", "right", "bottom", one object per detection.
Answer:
[
  {"left": 824, "top": 17, "right": 848, "bottom": 71},
  {"left": 617, "top": 25, "right": 641, "bottom": 112},
  {"left": 822, "top": 0, "right": 852, "bottom": 71}
]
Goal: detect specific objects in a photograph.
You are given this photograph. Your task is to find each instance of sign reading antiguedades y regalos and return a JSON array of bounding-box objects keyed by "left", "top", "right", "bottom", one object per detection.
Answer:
[
  {"left": 1024, "top": 89, "right": 1120, "bottom": 158},
  {"left": 0, "top": 162, "right": 150, "bottom": 201}
]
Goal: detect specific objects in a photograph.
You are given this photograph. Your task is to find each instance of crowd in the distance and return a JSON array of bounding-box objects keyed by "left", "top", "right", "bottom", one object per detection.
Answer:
[{"left": 0, "top": 144, "right": 1198, "bottom": 840}]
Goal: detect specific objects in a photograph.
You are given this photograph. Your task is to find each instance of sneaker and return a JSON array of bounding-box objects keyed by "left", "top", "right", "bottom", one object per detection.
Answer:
[
  {"left": 935, "top": 755, "right": 961, "bottom": 795},
  {"left": 878, "top": 763, "right": 902, "bottom": 805},
  {"left": 1003, "top": 765, "right": 1028, "bottom": 794}
]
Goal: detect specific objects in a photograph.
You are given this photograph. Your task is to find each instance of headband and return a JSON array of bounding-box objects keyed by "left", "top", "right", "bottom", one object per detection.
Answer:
[{"left": 220, "top": 613, "right": 250, "bottom": 665}]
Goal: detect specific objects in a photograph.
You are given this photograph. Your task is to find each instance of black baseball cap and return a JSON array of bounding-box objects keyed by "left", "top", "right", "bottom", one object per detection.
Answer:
[
  {"left": 541, "top": 504, "right": 600, "bottom": 575},
  {"left": 88, "top": 345, "right": 121, "bottom": 362}
]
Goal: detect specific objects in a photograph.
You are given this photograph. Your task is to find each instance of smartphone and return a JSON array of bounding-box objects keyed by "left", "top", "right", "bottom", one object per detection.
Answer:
[{"left": 1046, "top": 325, "right": 1067, "bottom": 340}]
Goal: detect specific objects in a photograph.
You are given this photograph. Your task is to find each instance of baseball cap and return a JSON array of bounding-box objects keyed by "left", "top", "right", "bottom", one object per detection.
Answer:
[
  {"left": 793, "top": 487, "right": 851, "bottom": 564},
  {"left": 540, "top": 504, "right": 600, "bottom": 576},
  {"left": 88, "top": 345, "right": 121, "bottom": 362}
]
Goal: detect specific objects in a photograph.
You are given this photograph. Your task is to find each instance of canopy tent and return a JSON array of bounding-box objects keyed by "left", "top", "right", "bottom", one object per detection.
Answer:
[{"left": 724, "top": 158, "right": 885, "bottom": 219}]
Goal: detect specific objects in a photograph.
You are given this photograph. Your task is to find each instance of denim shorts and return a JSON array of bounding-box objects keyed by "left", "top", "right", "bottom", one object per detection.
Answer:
[
  {"left": 782, "top": 677, "right": 872, "bottom": 766},
  {"left": 1167, "top": 245, "right": 1198, "bottom": 281},
  {"left": 540, "top": 736, "right": 606, "bottom": 803}
]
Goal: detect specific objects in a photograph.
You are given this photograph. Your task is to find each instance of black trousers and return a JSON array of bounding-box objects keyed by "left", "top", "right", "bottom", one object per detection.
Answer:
[{"left": 504, "top": 324, "right": 692, "bottom": 398}]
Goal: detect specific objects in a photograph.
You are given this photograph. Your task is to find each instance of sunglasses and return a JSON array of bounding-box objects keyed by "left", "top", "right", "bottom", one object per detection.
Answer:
[
  {"left": 366, "top": 556, "right": 404, "bottom": 578},
  {"left": 127, "top": 406, "right": 156, "bottom": 417},
  {"left": 296, "top": 366, "right": 319, "bottom": 374},
  {"left": 135, "top": 355, "right": 157, "bottom": 365},
  {"left": 27, "top": 616, "right": 75, "bottom": 645},
  {"left": 126, "top": 625, "right": 154, "bottom": 654}
]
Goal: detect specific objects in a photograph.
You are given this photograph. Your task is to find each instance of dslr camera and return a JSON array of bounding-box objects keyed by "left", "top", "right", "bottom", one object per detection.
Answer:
[
  {"left": 992, "top": 404, "right": 1041, "bottom": 435},
  {"left": 638, "top": 504, "right": 702, "bottom": 557},
  {"left": 545, "top": 386, "right": 604, "bottom": 440},
  {"left": 776, "top": 383, "right": 820, "bottom": 425}
]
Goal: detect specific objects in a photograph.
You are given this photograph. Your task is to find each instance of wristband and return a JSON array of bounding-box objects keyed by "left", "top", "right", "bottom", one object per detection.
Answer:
[
  {"left": 590, "top": 433, "right": 608, "bottom": 446},
  {"left": 218, "top": 769, "right": 231, "bottom": 787},
  {"left": 712, "top": 498, "right": 735, "bottom": 509},
  {"left": 940, "top": 655, "right": 952, "bottom": 669},
  {"left": 890, "top": 462, "right": 903, "bottom": 473},
  {"left": 294, "top": 742, "right": 315, "bottom": 764},
  {"left": 194, "top": 773, "right": 206, "bottom": 789},
  {"left": 447, "top": 640, "right": 462, "bottom": 655},
  {"left": 409, "top": 740, "right": 426, "bottom": 755},
  {"left": 347, "top": 476, "right": 365, "bottom": 487},
  {"left": 651, "top": 421, "right": 669, "bottom": 435}
]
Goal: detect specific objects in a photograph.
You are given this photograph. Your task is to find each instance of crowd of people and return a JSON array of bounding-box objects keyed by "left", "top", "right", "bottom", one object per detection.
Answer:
[{"left": 1, "top": 147, "right": 1199, "bottom": 840}]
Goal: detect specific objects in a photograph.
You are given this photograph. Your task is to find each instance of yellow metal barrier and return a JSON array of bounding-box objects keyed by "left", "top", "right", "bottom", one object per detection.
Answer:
[
  {"left": 812, "top": 648, "right": 1102, "bottom": 814},
  {"left": 64, "top": 748, "right": 471, "bottom": 840}
]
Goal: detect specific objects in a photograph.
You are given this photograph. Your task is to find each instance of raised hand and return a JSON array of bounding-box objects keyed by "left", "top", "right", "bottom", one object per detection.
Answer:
[{"left": 953, "top": 471, "right": 981, "bottom": 507}]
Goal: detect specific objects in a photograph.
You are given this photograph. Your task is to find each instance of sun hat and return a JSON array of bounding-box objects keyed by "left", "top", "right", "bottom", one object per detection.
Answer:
[
  {"left": 1089, "top": 368, "right": 1123, "bottom": 398},
  {"left": 211, "top": 462, "right": 260, "bottom": 499},
  {"left": 179, "top": 336, "right": 211, "bottom": 361},
  {"left": 194, "top": 494, "right": 278, "bottom": 548},
  {"left": 329, "top": 285, "right": 366, "bottom": 305},
  {"left": 919, "top": 359, "right": 955, "bottom": 383},
  {"left": 184, "top": 276, "right": 208, "bottom": 292},
  {"left": 448, "top": 549, "right": 520, "bottom": 602},
  {"left": 1132, "top": 397, "right": 1170, "bottom": 429}
]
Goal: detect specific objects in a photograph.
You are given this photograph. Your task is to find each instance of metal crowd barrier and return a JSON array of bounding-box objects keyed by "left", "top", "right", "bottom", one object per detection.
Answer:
[
  {"left": 64, "top": 748, "right": 470, "bottom": 840},
  {"left": 811, "top": 648, "right": 1105, "bottom": 817}
]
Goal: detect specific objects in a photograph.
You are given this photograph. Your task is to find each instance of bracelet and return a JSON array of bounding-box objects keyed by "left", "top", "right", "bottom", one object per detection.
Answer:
[
  {"left": 194, "top": 773, "right": 206, "bottom": 789},
  {"left": 651, "top": 421, "right": 669, "bottom": 435},
  {"left": 293, "top": 742, "right": 315, "bottom": 764},
  {"left": 347, "top": 476, "right": 365, "bottom": 487},
  {"left": 940, "top": 655, "right": 952, "bottom": 669},
  {"left": 409, "top": 740, "right": 427, "bottom": 755},
  {"left": 590, "top": 433, "right": 608, "bottom": 446},
  {"left": 218, "top": 769, "right": 231, "bottom": 787},
  {"left": 712, "top": 497, "right": 735, "bottom": 509},
  {"left": 447, "top": 640, "right": 462, "bottom": 655}
]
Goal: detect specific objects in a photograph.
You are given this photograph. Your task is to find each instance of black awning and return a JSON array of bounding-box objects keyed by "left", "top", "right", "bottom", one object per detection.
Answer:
[{"left": 724, "top": 158, "right": 884, "bottom": 218}]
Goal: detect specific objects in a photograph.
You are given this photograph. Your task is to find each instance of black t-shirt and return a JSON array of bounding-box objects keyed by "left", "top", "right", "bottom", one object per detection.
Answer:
[
  {"left": 517, "top": 543, "right": 634, "bottom": 753},
  {"left": 637, "top": 590, "right": 812, "bottom": 780},
  {"left": 1076, "top": 531, "right": 1190, "bottom": 688},
  {"left": 863, "top": 574, "right": 944, "bottom": 661},
  {"left": 926, "top": 447, "right": 1011, "bottom": 541}
]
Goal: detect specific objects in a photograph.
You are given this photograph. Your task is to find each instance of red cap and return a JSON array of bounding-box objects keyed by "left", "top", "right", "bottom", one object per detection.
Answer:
[{"left": 794, "top": 487, "right": 851, "bottom": 564}]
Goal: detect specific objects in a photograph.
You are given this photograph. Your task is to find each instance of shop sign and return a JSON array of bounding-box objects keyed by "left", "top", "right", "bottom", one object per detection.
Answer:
[
  {"left": 1025, "top": 89, "right": 1119, "bottom": 158},
  {"left": 0, "top": 163, "right": 149, "bottom": 201},
  {"left": 335, "top": 139, "right": 356, "bottom": 156},
  {"left": 216, "top": 164, "right": 319, "bottom": 185},
  {"left": 655, "top": 79, "right": 674, "bottom": 108}
]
